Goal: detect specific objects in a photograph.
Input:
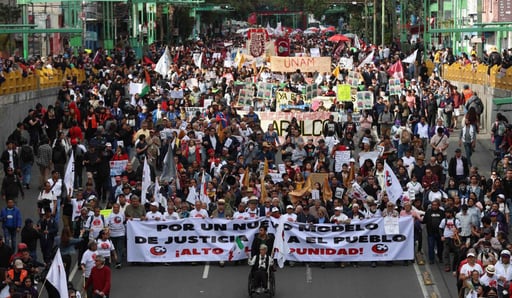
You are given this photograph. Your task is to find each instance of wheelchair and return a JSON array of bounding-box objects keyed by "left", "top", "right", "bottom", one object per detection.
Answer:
[{"left": 247, "top": 267, "right": 275, "bottom": 297}]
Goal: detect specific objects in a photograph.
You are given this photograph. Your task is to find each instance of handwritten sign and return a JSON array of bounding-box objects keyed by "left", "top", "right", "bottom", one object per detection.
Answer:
[{"left": 270, "top": 56, "right": 331, "bottom": 73}]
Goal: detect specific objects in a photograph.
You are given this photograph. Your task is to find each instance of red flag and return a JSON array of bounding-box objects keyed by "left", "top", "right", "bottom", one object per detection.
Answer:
[
  {"left": 248, "top": 12, "right": 257, "bottom": 25},
  {"left": 173, "top": 52, "right": 180, "bottom": 64},
  {"left": 143, "top": 56, "right": 154, "bottom": 65},
  {"left": 387, "top": 60, "right": 404, "bottom": 80},
  {"left": 144, "top": 70, "right": 151, "bottom": 85}
]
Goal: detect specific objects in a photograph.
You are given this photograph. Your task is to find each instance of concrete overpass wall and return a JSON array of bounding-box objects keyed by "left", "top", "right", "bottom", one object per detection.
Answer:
[{"left": 0, "top": 87, "right": 59, "bottom": 147}]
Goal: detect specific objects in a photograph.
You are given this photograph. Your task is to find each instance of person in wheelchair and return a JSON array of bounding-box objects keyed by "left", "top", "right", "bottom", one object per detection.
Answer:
[{"left": 248, "top": 244, "right": 273, "bottom": 291}]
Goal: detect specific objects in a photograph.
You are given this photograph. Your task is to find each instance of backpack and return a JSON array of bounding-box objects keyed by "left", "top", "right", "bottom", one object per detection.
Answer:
[
  {"left": 400, "top": 128, "right": 411, "bottom": 144},
  {"left": 20, "top": 145, "right": 33, "bottom": 163},
  {"left": 474, "top": 97, "right": 484, "bottom": 115}
]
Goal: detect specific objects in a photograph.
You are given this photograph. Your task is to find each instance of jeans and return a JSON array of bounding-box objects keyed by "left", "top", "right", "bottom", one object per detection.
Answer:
[
  {"left": 21, "top": 163, "right": 32, "bottom": 185},
  {"left": 463, "top": 142, "right": 473, "bottom": 166},
  {"left": 495, "top": 135, "right": 504, "bottom": 156},
  {"left": 55, "top": 198, "right": 61, "bottom": 223},
  {"left": 398, "top": 143, "right": 410, "bottom": 159},
  {"left": 111, "top": 236, "right": 125, "bottom": 264},
  {"left": 3, "top": 227, "right": 17, "bottom": 248},
  {"left": 427, "top": 234, "right": 443, "bottom": 263}
]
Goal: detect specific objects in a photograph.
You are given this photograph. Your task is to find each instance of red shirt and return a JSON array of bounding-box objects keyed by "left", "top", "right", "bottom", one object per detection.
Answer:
[{"left": 86, "top": 265, "right": 111, "bottom": 295}]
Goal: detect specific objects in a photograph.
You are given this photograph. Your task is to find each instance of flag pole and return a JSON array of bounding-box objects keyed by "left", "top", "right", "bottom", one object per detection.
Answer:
[{"left": 36, "top": 273, "right": 50, "bottom": 298}]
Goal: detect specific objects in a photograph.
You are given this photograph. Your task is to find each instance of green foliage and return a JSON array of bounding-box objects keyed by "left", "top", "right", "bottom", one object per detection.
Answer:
[{"left": 0, "top": 3, "right": 21, "bottom": 23}]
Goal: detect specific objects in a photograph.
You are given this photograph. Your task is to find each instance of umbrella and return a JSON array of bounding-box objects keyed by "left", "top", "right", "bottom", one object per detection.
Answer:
[
  {"left": 328, "top": 34, "right": 349, "bottom": 42},
  {"left": 321, "top": 26, "right": 336, "bottom": 33}
]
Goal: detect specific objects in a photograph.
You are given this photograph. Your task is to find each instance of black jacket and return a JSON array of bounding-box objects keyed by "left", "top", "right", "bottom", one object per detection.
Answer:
[{"left": 448, "top": 156, "right": 469, "bottom": 178}]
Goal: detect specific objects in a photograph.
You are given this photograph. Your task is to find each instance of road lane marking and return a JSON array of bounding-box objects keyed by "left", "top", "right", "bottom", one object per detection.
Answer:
[
  {"left": 69, "top": 263, "right": 78, "bottom": 281},
  {"left": 413, "top": 261, "right": 431, "bottom": 297},
  {"left": 202, "top": 264, "right": 210, "bottom": 279},
  {"left": 305, "top": 265, "right": 312, "bottom": 283}
]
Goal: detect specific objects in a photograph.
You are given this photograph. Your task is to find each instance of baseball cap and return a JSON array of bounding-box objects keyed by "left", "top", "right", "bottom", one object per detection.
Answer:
[
  {"left": 467, "top": 252, "right": 475, "bottom": 257},
  {"left": 150, "top": 201, "right": 159, "bottom": 207},
  {"left": 286, "top": 205, "right": 293, "bottom": 209},
  {"left": 271, "top": 207, "right": 280, "bottom": 213},
  {"left": 14, "top": 259, "right": 23, "bottom": 269},
  {"left": 335, "top": 206, "right": 343, "bottom": 211},
  {"left": 501, "top": 250, "right": 511, "bottom": 256}
]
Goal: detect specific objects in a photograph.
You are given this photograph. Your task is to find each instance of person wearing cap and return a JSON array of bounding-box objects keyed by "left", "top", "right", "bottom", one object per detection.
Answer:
[
  {"left": 494, "top": 249, "right": 512, "bottom": 296},
  {"left": 85, "top": 254, "right": 111, "bottom": 298},
  {"left": 145, "top": 201, "right": 163, "bottom": 221},
  {"left": 480, "top": 264, "right": 498, "bottom": 290},
  {"left": 282, "top": 205, "right": 297, "bottom": 222},
  {"left": 439, "top": 208, "right": 461, "bottom": 272},
  {"left": 211, "top": 199, "right": 233, "bottom": 219},
  {"left": 459, "top": 250, "right": 484, "bottom": 284},
  {"left": 6, "top": 259, "right": 28, "bottom": 287},
  {"left": 474, "top": 227, "right": 502, "bottom": 253},
  {"left": 330, "top": 206, "right": 350, "bottom": 224},
  {"left": 248, "top": 244, "right": 273, "bottom": 291}
]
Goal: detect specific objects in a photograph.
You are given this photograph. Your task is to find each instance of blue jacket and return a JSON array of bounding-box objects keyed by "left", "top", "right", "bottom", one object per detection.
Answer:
[{"left": 0, "top": 207, "right": 22, "bottom": 229}]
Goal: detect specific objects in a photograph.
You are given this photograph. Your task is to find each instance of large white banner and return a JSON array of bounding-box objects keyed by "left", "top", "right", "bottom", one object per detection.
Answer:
[{"left": 127, "top": 217, "right": 414, "bottom": 262}]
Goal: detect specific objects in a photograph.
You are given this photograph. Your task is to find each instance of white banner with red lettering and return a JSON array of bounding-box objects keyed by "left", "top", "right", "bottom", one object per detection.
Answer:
[{"left": 127, "top": 217, "right": 414, "bottom": 262}]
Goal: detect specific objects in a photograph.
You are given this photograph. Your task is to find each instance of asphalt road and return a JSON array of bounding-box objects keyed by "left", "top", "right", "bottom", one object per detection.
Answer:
[{"left": 2, "top": 128, "right": 495, "bottom": 298}]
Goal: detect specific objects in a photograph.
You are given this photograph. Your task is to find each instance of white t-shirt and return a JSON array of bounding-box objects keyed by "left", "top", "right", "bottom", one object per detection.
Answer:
[
  {"left": 47, "top": 178, "right": 63, "bottom": 197},
  {"left": 96, "top": 239, "right": 115, "bottom": 259},
  {"left": 459, "top": 263, "right": 483, "bottom": 278},
  {"left": 86, "top": 215, "right": 106, "bottom": 239},
  {"left": 145, "top": 211, "right": 163, "bottom": 221},
  {"left": 439, "top": 217, "right": 461, "bottom": 238},
  {"left": 164, "top": 211, "right": 180, "bottom": 220},
  {"left": 283, "top": 213, "right": 297, "bottom": 222},
  {"left": 330, "top": 213, "right": 349, "bottom": 224},
  {"left": 189, "top": 209, "right": 209, "bottom": 219},
  {"left": 71, "top": 198, "right": 85, "bottom": 219},
  {"left": 480, "top": 274, "right": 498, "bottom": 288},
  {"left": 107, "top": 212, "right": 126, "bottom": 237},
  {"left": 38, "top": 190, "right": 57, "bottom": 212},
  {"left": 233, "top": 211, "right": 249, "bottom": 220},
  {"left": 81, "top": 249, "right": 97, "bottom": 278}
]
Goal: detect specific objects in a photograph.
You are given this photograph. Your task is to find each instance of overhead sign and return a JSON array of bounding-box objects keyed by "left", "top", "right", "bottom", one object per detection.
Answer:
[{"left": 270, "top": 56, "right": 331, "bottom": 73}]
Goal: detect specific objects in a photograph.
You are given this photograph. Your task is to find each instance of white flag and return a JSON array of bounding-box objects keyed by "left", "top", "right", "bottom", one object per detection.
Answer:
[
  {"left": 155, "top": 46, "right": 171, "bottom": 77},
  {"left": 402, "top": 49, "right": 418, "bottom": 64},
  {"left": 63, "top": 151, "right": 75, "bottom": 198},
  {"left": 384, "top": 161, "right": 403, "bottom": 204},
  {"left": 46, "top": 249, "right": 69, "bottom": 298},
  {"left": 193, "top": 52, "right": 203, "bottom": 69},
  {"left": 360, "top": 50, "right": 374, "bottom": 65},
  {"left": 141, "top": 157, "right": 151, "bottom": 204},
  {"left": 198, "top": 171, "right": 210, "bottom": 204},
  {"left": 186, "top": 186, "right": 197, "bottom": 205},
  {"left": 354, "top": 34, "right": 361, "bottom": 49},
  {"left": 154, "top": 178, "right": 166, "bottom": 208},
  {"left": 272, "top": 216, "right": 290, "bottom": 268}
]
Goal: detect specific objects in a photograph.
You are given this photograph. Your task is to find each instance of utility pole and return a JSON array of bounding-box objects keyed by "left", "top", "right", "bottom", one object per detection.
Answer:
[
  {"left": 381, "top": 0, "right": 385, "bottom": 46},
  {"left": 373, "top": 0, "right": 376, "bottom": 44}
]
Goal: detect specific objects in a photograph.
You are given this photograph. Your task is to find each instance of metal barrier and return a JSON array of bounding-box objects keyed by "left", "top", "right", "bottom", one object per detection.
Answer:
[
  {"left": 441, "top": 63, "right": 512, "bottom": 90},
  {"left": 0, "top": 67, "right": 86, "bottom": 96}
]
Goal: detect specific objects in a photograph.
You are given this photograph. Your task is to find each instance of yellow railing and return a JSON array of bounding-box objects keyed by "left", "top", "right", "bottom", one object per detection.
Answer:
[
  {"left": 436, "top": 62, "right": 512, "bottom": 90},
  {"left": 0, "top": 67, "right": 86, "bottom": 96}
]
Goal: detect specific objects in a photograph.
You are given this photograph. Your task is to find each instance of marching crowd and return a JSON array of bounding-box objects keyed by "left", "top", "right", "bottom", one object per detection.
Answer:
[{"left": 0, "top": 32, "right": 512, "bottom": 298}]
